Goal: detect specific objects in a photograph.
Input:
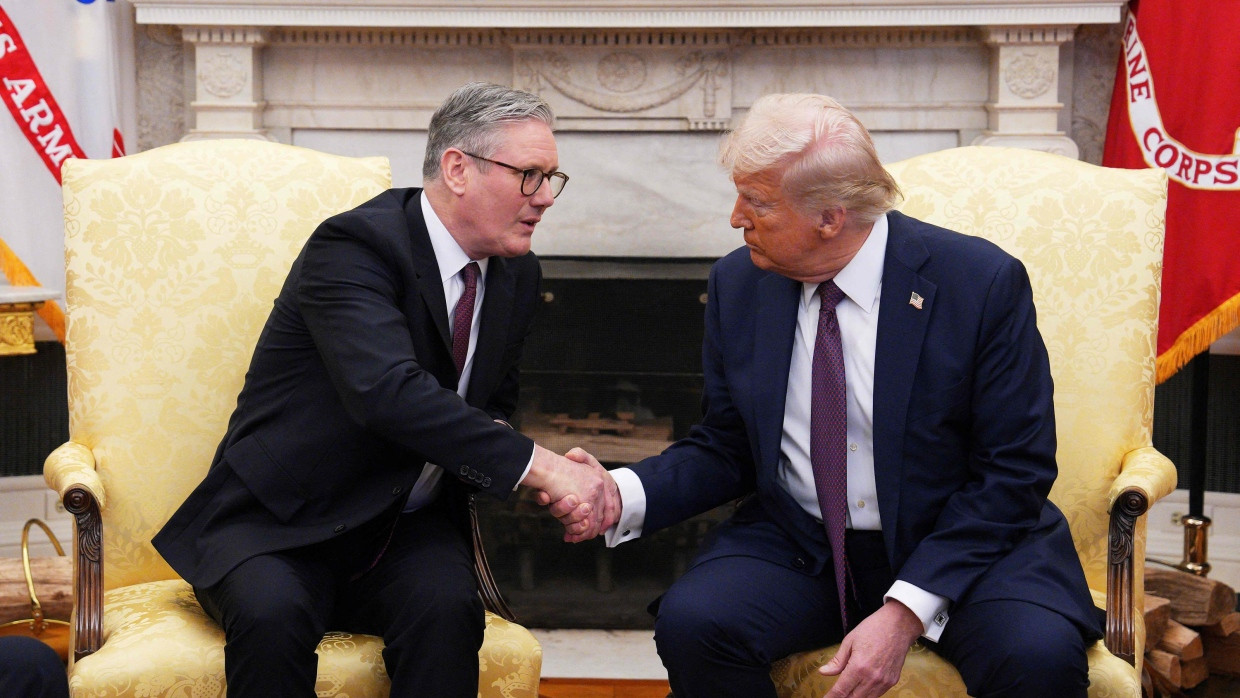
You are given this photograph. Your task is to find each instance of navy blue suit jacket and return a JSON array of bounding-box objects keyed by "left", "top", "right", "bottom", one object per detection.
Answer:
[
  {"left": 153, "top": 188, "right": 541, "bottom": 589},
  {"left": 631, "top": 210, "right": 1100, "bottom": 636}
]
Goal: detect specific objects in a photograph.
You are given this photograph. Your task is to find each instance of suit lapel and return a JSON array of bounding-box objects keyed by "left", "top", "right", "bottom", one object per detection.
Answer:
[
  {"left": 406, "top": 194, "right": 452, "bottom": 352},
  {"left": 873, "top": 211, "right": 936, "bottom": 547},
  {"left": 465, "top": 257, "right": 514, "bottom": 407},
  {"left": 753, "top": 271, "right": 801, "bottom": 470}
]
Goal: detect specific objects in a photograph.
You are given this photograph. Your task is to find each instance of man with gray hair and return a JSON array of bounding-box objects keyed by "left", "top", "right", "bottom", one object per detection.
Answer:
[
  {"left": 154, "top": 81, "right": 619, "bottom": 697},
  {"left": 562, "top": 93, "right": 1101, "bottom": 697}
]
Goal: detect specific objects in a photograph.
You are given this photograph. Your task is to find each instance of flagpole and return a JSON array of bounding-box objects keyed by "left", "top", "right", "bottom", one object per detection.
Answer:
[{"left": 1178, "top": 351, "right": 1211, "bottom": 576}]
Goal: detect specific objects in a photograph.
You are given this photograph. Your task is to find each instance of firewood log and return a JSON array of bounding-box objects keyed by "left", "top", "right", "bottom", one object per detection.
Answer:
[
  {"left": 1180, "top": 655, "right": 1209, "bottom": 689},
  {"left": 1146, "top": 649, "right": 1181, "bottom": 689},
  {"left": 1203, "top": 611, "right": 1240, "bottom": 637},
  {"left": 1145, "top": 568, "right": 1236, "bottom": 627},
  {"left": 1156, "top": 620, "right": 1203, "bottom": 660},
  {"left": 0, "top": 556, "right": 72, "bottom": 623},
  {"left": 1145, "top": 594, "right": 1172, "bottom": 649},
  {"left": 1205, "top": 630, "right": 1240, "bottom": 676}
]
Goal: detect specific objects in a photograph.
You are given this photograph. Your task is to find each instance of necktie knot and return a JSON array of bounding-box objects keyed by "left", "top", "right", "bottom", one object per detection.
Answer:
[
  {"left": 462, "top": 261, "right": 479, "bottom": 288},
  {"left": 818, "top": 279, "right": 845, "bottom": 312}
]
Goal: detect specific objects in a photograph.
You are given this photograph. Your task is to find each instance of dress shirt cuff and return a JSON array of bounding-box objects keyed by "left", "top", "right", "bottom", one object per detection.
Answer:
[
  {"left": 885, "top": 580, "right": 950, "bottom": 642},
  {"left": 604, "top": 467, "right": 645, "bottom": 547},
  {"left": 514, "top": 451, "right": 534, "bottom": 492}
]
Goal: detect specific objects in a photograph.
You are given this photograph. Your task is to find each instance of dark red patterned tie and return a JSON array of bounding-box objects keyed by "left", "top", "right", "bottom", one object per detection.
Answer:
[
  {"left": 451, "top": 262, "right": 480, "bottom": 377},
  {"left": 810, "top": 280, "right": 851, "bottom": 629}
]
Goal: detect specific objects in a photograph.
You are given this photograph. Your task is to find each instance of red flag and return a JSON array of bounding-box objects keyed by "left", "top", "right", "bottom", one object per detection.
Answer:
[{"left": 1102, "top": 0, "right": 1240, "bottom": 383}]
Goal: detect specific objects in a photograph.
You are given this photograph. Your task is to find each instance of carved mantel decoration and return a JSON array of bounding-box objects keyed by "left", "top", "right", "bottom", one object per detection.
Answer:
[{"left": 512, "top": 31, "right": 733, "bottom": 131}]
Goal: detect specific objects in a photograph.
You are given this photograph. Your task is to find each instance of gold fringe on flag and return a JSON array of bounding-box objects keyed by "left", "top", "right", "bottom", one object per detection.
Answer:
[
  {"left": 0, "top": 236, "right": 66, "bottom": 344},
  {"left": 1156, "top": 293, "right": 1240, "bottom": 384}
]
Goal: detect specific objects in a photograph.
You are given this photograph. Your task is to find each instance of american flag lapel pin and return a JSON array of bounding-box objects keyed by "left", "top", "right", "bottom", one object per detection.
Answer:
[{"left": 909, "top": 292, "right": 924, "bottom": 310}]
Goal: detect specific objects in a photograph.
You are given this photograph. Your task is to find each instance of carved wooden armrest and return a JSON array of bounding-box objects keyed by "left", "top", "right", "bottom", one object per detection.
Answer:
[
  {"left": 43, "top": 441, "right": 105, "bottom": 662},
  {"left": 1106, "top": 446, "right": 1178, "bottom": 665}
]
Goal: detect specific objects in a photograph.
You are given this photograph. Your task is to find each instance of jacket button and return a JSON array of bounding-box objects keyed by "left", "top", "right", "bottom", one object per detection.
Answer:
[
  {"left": 481, "top": 477, "right": 491, "bottom": 488},
  {"left": 392, "top": 486, "right": 403, "bottom": 496},
  {"left": 459, "top": 465, "right": 469, "bottom": 476},
  {"left": 334, "top": 524, "right": 346, "bottom": 534},
  {"left": 792, "top": 557, "right": 806, "bottom": 569}
]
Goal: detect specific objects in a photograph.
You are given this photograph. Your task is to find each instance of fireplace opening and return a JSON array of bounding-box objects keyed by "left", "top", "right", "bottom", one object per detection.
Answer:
[{"left": 476, "top": 259, "right": 735, "bottom": 629}]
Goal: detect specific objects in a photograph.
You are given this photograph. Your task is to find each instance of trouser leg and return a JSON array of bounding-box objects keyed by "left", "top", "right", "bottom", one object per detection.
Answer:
[
  {"left": 196, "top": 550, "right": 337, "bottom": 698},
  {"left": 653, "top": 554, "right": 844, "bottom": 698},
  {"left": 0, "top": 636, "right": 69, "bottom": 698},
  {"left": 337, "top": 504, "right": 484, "bottom": 698},
  {"left": 932, "top": 599, "right": 1090, "bottom": 698}
]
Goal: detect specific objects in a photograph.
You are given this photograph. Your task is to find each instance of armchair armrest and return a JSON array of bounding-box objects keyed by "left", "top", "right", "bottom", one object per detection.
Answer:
[
  {"left": 1105, "top": 446, "right": 1177, "bottom": 665},
  {"left": 1108, "top": 447, "right": 1178, "bottom": 511},
  {"left": 43, "top": 441, "right": 105, "bottom": 662}
]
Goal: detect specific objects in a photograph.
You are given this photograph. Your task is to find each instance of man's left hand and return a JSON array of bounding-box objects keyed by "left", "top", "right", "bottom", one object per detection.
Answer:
[{"left": 818, "top": 599, "right": 922, "bottom": 698}]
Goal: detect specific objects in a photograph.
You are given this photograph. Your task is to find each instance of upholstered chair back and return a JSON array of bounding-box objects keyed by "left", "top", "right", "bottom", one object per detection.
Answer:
[
  {"left": 884, "top": 146, "right": 1165, "bottom": 595},
  {"left": 59, "top": 139, "right": 391, "bottom": 591}
]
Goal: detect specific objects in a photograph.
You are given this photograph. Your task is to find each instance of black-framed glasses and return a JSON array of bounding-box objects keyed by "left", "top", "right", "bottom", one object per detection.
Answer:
[{"left": 460, "top": 151, "right": 569, "bottom": 198}]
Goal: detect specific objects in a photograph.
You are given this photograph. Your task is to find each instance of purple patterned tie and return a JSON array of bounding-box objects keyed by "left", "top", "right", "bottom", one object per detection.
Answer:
[
  {"left": 451, "top": 262, "right": 480, "bottom": 377},
  {"left": 810, "top": 280, "right": 851, "bottom": 629}
]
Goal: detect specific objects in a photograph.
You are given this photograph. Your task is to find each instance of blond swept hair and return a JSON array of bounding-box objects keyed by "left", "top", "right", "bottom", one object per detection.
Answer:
[{"left": 719, "top": 93, "right": 901, "bottom": 226}]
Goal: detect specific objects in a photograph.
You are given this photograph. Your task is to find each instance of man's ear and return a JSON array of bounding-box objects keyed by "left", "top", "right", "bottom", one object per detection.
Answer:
[
  {"left": 440, "top": 149, "right": 470, "bottom": 195},
  {"left": 817, "top": 206, "right": 847, "bottom": 238}
]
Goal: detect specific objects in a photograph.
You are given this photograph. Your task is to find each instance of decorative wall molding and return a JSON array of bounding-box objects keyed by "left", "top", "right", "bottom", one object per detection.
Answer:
[
  {"left": 271, "top": 27, "right": 503, "bottom": 47},
  {"left": 264, "top": 27, "right": 982, "bottom": 50},
  {"left": 515, "top": 46, "right": 731, "bottom": 128},
  {"left": 183, "top": 27, "right": 271, "bottom": 141},
  {"left": 1003, "top": 51, "right": 1057, "bottom": 98},
  {"left": 973, "top": 23, "right": 1077, "bottom": 157}
]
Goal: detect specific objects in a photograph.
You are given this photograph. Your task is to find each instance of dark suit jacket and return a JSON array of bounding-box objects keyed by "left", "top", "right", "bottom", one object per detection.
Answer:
[
  {"left": 153, "top": 188, "right": 541, "bottom": 589},
  {"left": 631, "top": 210, "right": 1100, "bottom": 636}
]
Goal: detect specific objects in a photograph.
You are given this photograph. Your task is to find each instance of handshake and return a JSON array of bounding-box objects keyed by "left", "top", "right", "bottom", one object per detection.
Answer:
[{"left": 522, "top": 444, "right": 621, "bottom": 543}]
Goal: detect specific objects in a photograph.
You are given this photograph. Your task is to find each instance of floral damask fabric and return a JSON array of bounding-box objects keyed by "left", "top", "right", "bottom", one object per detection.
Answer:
[
  {"left": 772, "top": 638, "right": 1140, "bottom": 698},
  {"left": 48, "top": 140, "right": 542, "bottom": 697},
  {"left": 67, "top": 579, "right": 542, "bottom": 698},
  {"left": 773, "top": 146, "right": 1174, "bottom": 697}
]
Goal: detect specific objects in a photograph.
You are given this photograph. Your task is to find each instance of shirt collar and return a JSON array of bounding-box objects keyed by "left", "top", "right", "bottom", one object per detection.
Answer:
[
  {"left": 803, "top": 212, "right": 888, "bottom": 314},
  {"left": 420, "top": 191, "right": 489, "bottom": 284}
]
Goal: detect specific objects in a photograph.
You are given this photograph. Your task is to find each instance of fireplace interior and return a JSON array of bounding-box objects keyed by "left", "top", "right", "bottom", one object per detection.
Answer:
[{"left": 475, "top": 259, "right": 735, "bottom": 629}]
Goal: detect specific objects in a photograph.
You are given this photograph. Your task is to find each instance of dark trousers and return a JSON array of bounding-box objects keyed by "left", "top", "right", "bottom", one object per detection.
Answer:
[
  {"left": 195, "top": 501, "right": 483, "bottom": 698},
  {"left": 0, "top": 636, "right": 69, "bottom": 698},
  {"left": 653, "top": 526, "right": 1089, "bottom": 698}
]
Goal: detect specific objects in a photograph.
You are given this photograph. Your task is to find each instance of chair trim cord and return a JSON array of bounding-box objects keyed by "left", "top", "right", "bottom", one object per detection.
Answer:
[
  {"left": 1107, "top": 486, "right": 1149, "bottom": 665},
  {"left": 63, "top": 485, "right": 104, "bottom": 661}
]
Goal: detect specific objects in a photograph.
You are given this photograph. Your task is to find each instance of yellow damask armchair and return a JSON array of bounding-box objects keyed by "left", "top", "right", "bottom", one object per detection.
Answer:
[
  {"left": 43, "top": 139, "right": 542, "bottom": 697},
  {"left": 772, "top": 146, "right": 1177, "bottom": 697}
]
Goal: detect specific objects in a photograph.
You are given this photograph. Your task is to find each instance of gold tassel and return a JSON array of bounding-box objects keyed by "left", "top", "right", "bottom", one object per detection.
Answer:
[{"left": 1156, "top": 293, "right": 1240, "bottom": 384}]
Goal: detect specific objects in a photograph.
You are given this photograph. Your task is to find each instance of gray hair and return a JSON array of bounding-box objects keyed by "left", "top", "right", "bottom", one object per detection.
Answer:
[
  {"left": 422, "top": 82, "right": 555, "bottom": 179},
  {"left": 719, "top": 93, "right": 901, "bottom": 226}
]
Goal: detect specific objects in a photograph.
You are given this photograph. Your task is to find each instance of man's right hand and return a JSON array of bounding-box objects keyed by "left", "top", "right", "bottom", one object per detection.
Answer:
[{"left": 522, "top": 445, "right": 620, "bottom": 541}]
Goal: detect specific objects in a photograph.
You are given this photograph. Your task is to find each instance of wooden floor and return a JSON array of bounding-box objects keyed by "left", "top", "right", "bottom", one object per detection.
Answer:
[{"left": 538, "top": 677, "right": 671, "bottom": 698}]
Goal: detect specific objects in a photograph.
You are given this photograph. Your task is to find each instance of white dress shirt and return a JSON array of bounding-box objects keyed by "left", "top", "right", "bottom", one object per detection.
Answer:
[
  {"left": 403, "top": 192, "right": 491, "bottom": 512},
  {"left": 607, "top": 214, "right": 949, "bottom": 640}
]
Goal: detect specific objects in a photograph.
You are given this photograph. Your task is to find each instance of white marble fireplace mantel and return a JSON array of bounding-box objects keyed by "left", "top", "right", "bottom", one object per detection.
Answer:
[
  {"left": 130, "top": 0, "right": 1125, "bottom": 258},
  {"left": 132, "top": 1, "right": 1122, "bottom": 29}
]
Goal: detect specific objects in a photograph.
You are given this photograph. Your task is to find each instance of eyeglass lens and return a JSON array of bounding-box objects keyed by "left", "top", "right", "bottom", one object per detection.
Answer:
[{"left": 522, "top": 170, "right": 568, "bottom": 198}]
